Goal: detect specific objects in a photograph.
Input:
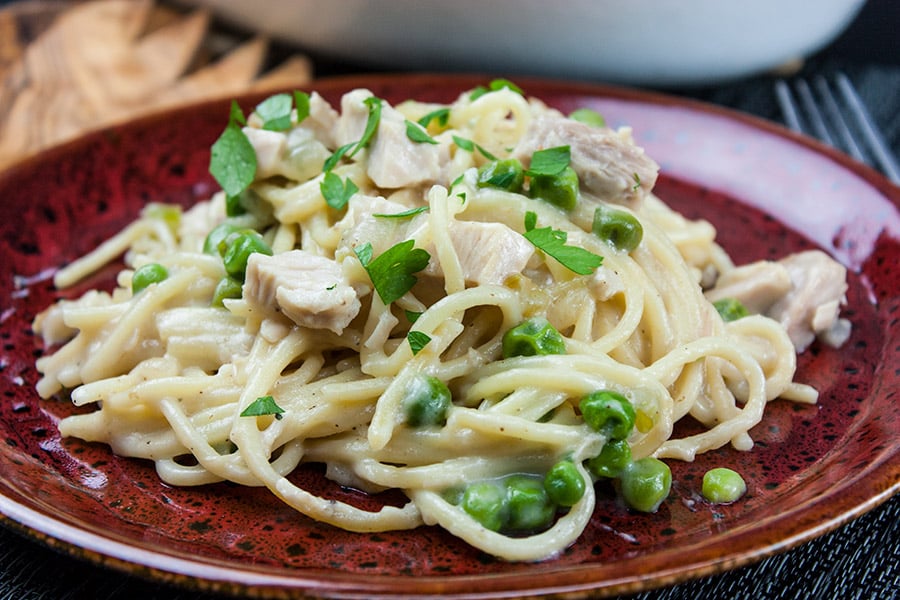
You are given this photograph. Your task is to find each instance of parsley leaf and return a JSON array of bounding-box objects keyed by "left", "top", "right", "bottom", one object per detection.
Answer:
[
  {"left": 526, "top": 145, "right": 571, "bottom": 177},
  {"left": 355, "top": 240, "right": 430, "bottom": 305},
  {"left": 320, "top": 171, "right": 358, "bottom": 210},
  {"left": 373, "top": 206, "right": 429, "bottom": 219},
  {"left": 354, "top": 242, "right": 374, "bottom": 267},
  {"left": 350, "top": 96, "right": 383, "bottom": 158},
  {"left": 568, "top": 107, "right": 606, "bottom": 128},
  {"left": 470, "top": 78, "right": 524, "bottom": 100},
  {"left": 228, "top": 100, "right": 247, "bottom": 126},
  {"left": 293, "top": 90, "right": 310, "bottom": 124},
  {"left": 405, "top": 120, "right": 439, "bottom": 144},
  {"left": 407, "top": 331, "right": 432, "bottom": 355},
  {"left": 489, "top": 78, "right": 524, "bottom": 95},
  {"left": 522, "top": 211, "right": 603, "bottom": 275},
  {"left": 405, "top": 309, "right": 422, "bottom": 323},
  {"left": 240, "top": 395, "right": 285, "bottom": 420},
  {"left": 452, "top": 135, "right": 497, "bottom": 160},
  {"left": 209, "top": 122, "right": 257, "bottom": 199},
  {"left": 255, "top": 93, "right": 293, "bottom": 131},
  {"left": 323, "top": 141, "right": 355, "bottom": 173},
  {"left": 417, "top": 108, "right": 450, "bottom": 129},
  {"left": 322, "top": 96, "right": 383, "bottom": 171}
]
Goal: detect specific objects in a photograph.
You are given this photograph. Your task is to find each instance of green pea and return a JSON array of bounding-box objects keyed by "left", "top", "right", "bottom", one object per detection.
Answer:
[
  {"left": 579, "top": 390, "right": 636, "bottom": 440},
  {"left": 131, "top": 263, "right": 168, "bottom": 295},
  {"left": 568, "top": 108, "right": 606, "bottom": 128},
  {"left": 212, "top": 276, "right": 243, "bottom": 306},
  {"left": 592, "top": 204, "right": 643, "bottom": 252},
  {"left": 543, "top": 460, "right": 585, "bottom": 507},
  {"left": 529, "top": 165, "right": 579, "bottom": 211},
  {"left": 402, "top": 374, "right": 451, "bottom": 427},
  {"left": 461, "top": 481, "right": 509, "bottom": 531},
  {"left": 203, "top": 222, "right": 242, "bottom": 255},
  {"left": 619, "top": 457, "right": 671, "bottom": 513},
  {"left": 476, "top": 158, "right": 525, "bottom": 192},
  {"left": 702, "top": 467, "right": 747, "bottom": 503},
  {"left": 713, "top": 298, "right": 749, "bottom": 322},
  {"left": 504, "top": 475, "right": 555, "bottom": 532},
  {"left": 223, "top": 232, "right": 273, "bottom": 281},
  {"left": 586, "top": 439, "right": 632, "bottom": 479},
  {"left": 501, "top": 317, "right": 566, "bottom": 358}
]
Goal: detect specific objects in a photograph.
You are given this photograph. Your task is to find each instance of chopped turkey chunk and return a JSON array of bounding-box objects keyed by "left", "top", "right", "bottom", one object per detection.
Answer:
[
  {"left": 244, "top": 250, "right": 360, "bottom": 334},
  {"left": 512, "top": 114, "right": 658, "bottom": 207},
  {"left": 589, "top": 266, "right": 626, "bottom": 301},
  {"left": 336, "top": 89, "right": 450, "bottom": 188},
  {"left": 767, "top": 250, "right": 849, "bottom": 351},
  {"left": 243, "top": 127, "right": 286, "bottom": 180},
  {"left": 707, "top": 250, "right": 849, "bottom": 351},
  {"left": 424, "top": 220, "right": 535, "bottom": 286},
  {"left": 705, "top": 261, "right": 793, "bottom": 314},
  {"left": 336, "top": 194, "right": 413, "bottom": 257}
]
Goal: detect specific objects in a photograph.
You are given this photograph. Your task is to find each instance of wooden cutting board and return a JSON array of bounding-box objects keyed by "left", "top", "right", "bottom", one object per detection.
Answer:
[{"left": 0, "top": 0, "right": 312, "bottom": 171}]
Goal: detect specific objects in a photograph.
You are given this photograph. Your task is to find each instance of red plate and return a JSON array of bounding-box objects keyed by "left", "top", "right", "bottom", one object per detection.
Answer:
[{"left": 1, "top": 74, "right": 897, "bottom": 598}]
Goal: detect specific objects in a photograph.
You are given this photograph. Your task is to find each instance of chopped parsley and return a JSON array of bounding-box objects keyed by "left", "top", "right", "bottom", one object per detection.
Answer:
[
  {"left": 405, "top": 120, "right": 439, "bottom": 144},
  {"left": 569, "top": 107, "right": 606, "bottom": 128},
  {"left": 417, "top": 107, "right": 450, "bottom": 129},
  {"left": 452, "top": 135, "right": 497, "bottom": 160},
  {"left": 470, "top": 78, "right": 525, "bottom": 100},
  {"left": 240, "top": 395, "right": 285, "bottom": 420},
  {"left": 319, "top": 171, "right": 358, "bottom": 210},
  {"left": 255, "top": 93, "right": 294, "bottom": 131},
  {"left": 209, "top": 100, "right": 257, "bottom": 200},
  {"left": 522, "top": 211, "right": 603, "bottom": 275},
  {"left": 632, "top": 172, "right": 641, "bottom": 192},
  {"left": 293, "top": 90, "right": 310, "bottom": 124},
  {"left": 323, "top": 96, "right": 383, "bottom": 171},
  {"left": 354, "top": 240, "right": 431, "bottom": 305},
  {"left": 407, "top": 331, "right": 432, "bottom": 355},
  {"left": 373, "top": 206, "right": 429, "bottom": 219},
  {"left": 405, "top": 309, "right": 422, "bottom": 323},
  {"left": 526, "top": 145, "right": 571, "bottom": 177}
]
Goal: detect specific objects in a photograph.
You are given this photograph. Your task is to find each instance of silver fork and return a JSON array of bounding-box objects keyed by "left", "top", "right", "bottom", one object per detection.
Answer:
[{"left": 774, "top": 72, "right": 900, "bottom": 184}]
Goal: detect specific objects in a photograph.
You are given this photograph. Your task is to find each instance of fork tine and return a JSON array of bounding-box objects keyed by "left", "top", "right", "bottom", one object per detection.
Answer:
[
  {"left": 794, "top": 79, "right": 835, "bottom": 147},
  {"left": 834, "top": 72, "right": 900, "bottom": 184},
  {"left": 774, "top": 79, "right": 803, "bottom": 133},
  {"left": 812, "top": 76, "right": 867, "bottom": 164}
]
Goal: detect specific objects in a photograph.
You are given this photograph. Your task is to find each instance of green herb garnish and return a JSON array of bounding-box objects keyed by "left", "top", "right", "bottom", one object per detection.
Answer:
[
  {"left": 354, "top": 240, "right": 431, "bottom": 305},
  {"left": 470, "top": 78, "right": 524, "bottom": 100},
  {"left": 405, "top": 309, "right": 422, "bottom": 323},
  {"left": 522, "top": 211, "right": 603, "bottom": 275},
  {"left": 293, "top": 90, "right": 310, "bottom": 124},
  {"left": 452, "top": 135, "right": 497, "bottom": 161},
  {"left": 351, "top": 96, "right": 383, "bottom": 157},
  {"left": 209, "top": 101, "right": 257, "bottom": 200},
  {"left": 240, "top": 395, "right": 285, "bottom": 420},
  {"left": 569, "top": 108, "right": 606, "bottom": 128},
  {"left": 405, "top": 120, "right": 439, "bottom": 144},
  {"left": 417, "top": 107, "right": 450, "bottom": 129},
  {"left": 320, "top": 171, "right": 358, "bottom": 210},
  {"left": 323, "top": 96, "right": 383, "bottom": 171},
  {"left": 526, "top": 145, "right": 571, "bottom": 177},
  {"left": 255, "top": 93, "right": 293, "bottom": 131},
  {"left": 373, "top": 206, "right": 429, "bottom": 219},
  {"left": 407, "top": 331, "right": 432, "bottom": 355}
]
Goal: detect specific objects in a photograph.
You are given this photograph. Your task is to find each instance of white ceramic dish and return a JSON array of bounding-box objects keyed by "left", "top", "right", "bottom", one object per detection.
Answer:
[{"left": 185, "top": 0, "right": 867, "bottom": 86}]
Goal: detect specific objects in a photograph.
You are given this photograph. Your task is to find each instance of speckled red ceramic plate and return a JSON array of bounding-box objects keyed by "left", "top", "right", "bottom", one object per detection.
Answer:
[{"left": 1, "top": 74, "right": 898, "bottom": 599}]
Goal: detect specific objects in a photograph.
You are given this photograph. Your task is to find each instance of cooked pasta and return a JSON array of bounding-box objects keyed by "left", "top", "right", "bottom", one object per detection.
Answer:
[{"left": 33, "top": 82, "right": 847, "bottom": 561}]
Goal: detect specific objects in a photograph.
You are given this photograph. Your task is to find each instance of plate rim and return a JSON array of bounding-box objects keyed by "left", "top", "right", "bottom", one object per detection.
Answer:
[{"left": 1, "top": 72, "right": 898, "bottom": 599}]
